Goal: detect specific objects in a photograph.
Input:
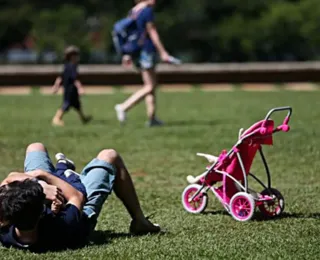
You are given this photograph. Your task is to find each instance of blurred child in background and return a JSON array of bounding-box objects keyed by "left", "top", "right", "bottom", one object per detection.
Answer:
[{"left": 52, "top": 46, "right": 91, "bottom": 126}]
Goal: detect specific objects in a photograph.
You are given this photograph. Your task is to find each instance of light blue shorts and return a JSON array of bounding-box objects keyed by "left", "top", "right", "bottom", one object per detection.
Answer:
[
  {"left": 133, "top": 51, "right": 157, "bottom": 70},
  {"left": 24, "top": 151, "right": 116, "bottom": 225}
]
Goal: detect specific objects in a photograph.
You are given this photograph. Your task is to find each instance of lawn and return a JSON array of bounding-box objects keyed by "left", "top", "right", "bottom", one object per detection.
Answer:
[{"left": 0, "top": 90, "right": 319, "bottom": 259}]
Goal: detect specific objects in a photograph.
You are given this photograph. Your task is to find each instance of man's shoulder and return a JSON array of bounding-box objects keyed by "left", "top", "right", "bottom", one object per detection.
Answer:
[{"left": 139, "top": 6, "right": 154, "bottom": 18}]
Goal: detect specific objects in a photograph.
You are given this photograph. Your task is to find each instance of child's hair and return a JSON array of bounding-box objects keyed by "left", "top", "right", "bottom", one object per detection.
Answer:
[{"left": 64, "top": 45, "right": 80, "bottom": 61}]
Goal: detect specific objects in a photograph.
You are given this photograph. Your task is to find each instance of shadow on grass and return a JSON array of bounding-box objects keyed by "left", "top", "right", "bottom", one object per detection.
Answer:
[
  {"left": 254, "top": 212, "right": 320, "bottom": 222},
  {"left": 89, "top": 229, "right": 167, "bottom": 246},
  {"left": 89, "top": 230, "right": 133, "bottom": 246},
  {"left": 203, "top": 210, "right": 320, "bottom": 221},
  {"left": 203, "top": 210, "right": 230, "bottom": 216},
  {"left": 86, "top": 119, "right": 109, "bottom": 126}
]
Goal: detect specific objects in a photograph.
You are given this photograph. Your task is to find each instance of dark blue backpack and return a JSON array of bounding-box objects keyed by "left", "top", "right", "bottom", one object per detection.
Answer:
[{"left": 112, "top": 10, "right": 145, "bottom": 56}]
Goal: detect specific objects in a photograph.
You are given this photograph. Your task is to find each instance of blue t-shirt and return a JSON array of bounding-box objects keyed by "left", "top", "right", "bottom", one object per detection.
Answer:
[
  {"left": 135, "top": 7, "right": 156, "bottom": 53},
  {"left": 54, "top": 162, "right": 87, "bottom": 198},
  {"left": 0, "top": 205, "right": 90, "bottom": 252},
  {"left": 62, "top": 63, "right": 79, "bottom": 100}
]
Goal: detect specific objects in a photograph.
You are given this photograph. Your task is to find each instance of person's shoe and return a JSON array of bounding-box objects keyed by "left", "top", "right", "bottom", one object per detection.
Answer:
[
  {"left": 129, "top": 218, "right": 161, "bottom": 236},
  {"left": 83, "top": 115, "right": 92, "bottom": 125},
  {"left": 52, "top": 118, "right": 64, "bottom": 127},
  {"left": 115, "top": 105, "right": 126, "bottom": 124},
  {"left": 55, "top": 153, "right": 76, "bottom": 171},
  {"left": 146, "top": 117, "right": 164, "bottom": 127}
]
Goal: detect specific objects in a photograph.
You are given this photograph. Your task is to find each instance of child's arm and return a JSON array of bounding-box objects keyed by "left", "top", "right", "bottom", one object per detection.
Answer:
[
  {"left": 75, "top": 80, "right": 85, "bottom": 95},
  {"left": 52, "top": 76, "right": 62, "bottom": 94}
]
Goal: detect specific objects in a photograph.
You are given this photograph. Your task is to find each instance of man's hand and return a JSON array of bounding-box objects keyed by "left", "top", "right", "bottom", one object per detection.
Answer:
[
  {"left": 122, "top": 55, "right": 133, "bottom": 68},
  {"left": 160, "top": 51, "right": 170, "bottom": 63},
  {"left": 38, "top": 181, "right": 64, "bottom": 214},
  {"left": 38, "top": 181, "right": 64, "bottom": 203},
  {"left": 27, "top": 169, "right": 84, "bottom": 211}
]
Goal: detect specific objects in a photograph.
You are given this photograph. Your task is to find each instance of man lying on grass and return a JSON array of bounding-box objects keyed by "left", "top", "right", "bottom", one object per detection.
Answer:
[{"left": 0, "top": 143, "right": 160, "bottom": 252}]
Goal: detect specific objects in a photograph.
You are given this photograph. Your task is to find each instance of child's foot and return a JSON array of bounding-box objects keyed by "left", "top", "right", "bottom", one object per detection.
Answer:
[
  {"left": 82, "top": 116, "right": 92, "bottom": 125},
  {"left": 55, "top": 153, "right": 76, "bottom": 171},
  {"left": 129, "top": 218, "right": 161, "bottom": 236},
  {"left": 52, "top": 118, "right": 64, "bottom": 127},
  {"left": 115, "top": 104, "right": 126, "bottom": 124},
  {"left": 146, "top": 117, "right": 164, "bottom": 127}
]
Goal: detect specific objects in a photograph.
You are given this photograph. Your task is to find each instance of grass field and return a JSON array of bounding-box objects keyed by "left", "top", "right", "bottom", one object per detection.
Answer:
[{"left": 0, "top": 90, "right": 319, "bottom": 259}]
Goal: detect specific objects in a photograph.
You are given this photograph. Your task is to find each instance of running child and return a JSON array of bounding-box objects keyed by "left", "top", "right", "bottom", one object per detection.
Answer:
[{"left": 52, "top": 46, "right": 91, "bottom": 126}]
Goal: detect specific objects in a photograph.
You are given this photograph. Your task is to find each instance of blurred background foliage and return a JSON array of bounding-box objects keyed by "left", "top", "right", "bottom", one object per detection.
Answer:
[{"left": 0, "top": 0, "right": 320, "bottom": 63}]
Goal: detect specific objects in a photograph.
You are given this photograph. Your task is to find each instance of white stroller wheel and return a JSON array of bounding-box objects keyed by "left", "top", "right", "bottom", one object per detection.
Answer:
[
  {"left": 230, "top": 192, "right": 255, "bottom": 222},
  {"left": 182, "top": 184, "right": 208, "bottom": 214}
]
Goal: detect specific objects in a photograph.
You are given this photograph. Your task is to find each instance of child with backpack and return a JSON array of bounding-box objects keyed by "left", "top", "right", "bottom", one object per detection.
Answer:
[
  {"left": 51, "top": 46, "right": 92, "bottom": 126},
  {"left": 113, "top": 0, "right": 180, "bottom": 127}
]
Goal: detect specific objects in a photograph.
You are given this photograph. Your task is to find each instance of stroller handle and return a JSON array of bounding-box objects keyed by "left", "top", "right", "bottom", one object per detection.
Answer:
[{"left": 261, "top": 107, "right": 292, "bottom": 133}]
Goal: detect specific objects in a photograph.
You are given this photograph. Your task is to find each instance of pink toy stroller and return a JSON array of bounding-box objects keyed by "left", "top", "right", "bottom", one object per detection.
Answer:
[{"left": 182, "top": 107, "right": 292, "bottom": 221}]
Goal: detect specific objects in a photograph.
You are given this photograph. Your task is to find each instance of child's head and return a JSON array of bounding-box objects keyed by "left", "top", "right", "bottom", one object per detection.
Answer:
[
  {"left": 135, "top": 0, "right": 156, "bottom": 6},
  {"left": 0, "top": 180, "right": 45, "bottom": 230},
  {"left": 64, "top": 45, "right": 80, "bottom": 63}
]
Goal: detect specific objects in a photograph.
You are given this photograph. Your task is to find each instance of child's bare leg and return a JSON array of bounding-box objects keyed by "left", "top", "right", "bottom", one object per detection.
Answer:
[
  {"left": 76, "top": 108, "right": 92, "bottom": 124},
  {"left": 52, "top": 109, "right": 65, "bottom": 126}
]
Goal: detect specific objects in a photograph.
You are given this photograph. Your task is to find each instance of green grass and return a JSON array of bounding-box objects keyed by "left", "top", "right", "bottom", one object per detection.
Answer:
[{"left": 0, "top": 91, "right": 319, "bottom": 259}]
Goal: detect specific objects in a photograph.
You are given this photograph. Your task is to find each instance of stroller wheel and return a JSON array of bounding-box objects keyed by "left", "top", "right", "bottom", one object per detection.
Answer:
[
  {"left": 182, "top": 184, "right": 208, "bottom": 214},
  {"left": 230, "top": 192, "right": 255, "bottom": 222},
  {"left": 258, "top": 188, "right": 285, "bottom": 218}
]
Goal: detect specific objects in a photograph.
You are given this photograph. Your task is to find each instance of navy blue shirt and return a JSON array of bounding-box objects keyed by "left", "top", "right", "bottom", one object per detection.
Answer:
[
  {"left": 62, "top": 63, "right": 79, "bottom": 100},
  {"left": 54, "top": 162, "right": 87, "bottom": 198},
  {"left": 0, "top": 205, "right": 90, "bottom": 252},
  {"left": 135, "top": 7, "right": 156, "bottom": 53},
  {"left": 0, "top": 165, "right": 89, "bottom": 252}
]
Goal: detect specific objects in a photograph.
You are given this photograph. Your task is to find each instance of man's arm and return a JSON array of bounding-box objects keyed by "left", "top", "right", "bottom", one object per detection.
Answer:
[
  {"left": 146, "top": 22, "right": 170, "bottom": 62},
  {"left": 1, "top": 172, "right": 31, "bottom": 186},
  {"left": 1, "top": 172, "right": 64, "bottom": 207},
  {"left": 28, "top": 170, "right": 84, "bottom": 211}
]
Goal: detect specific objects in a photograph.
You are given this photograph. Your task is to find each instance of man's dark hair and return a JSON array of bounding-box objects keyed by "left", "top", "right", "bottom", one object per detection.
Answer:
[{"left": 0, "top": 180, "right": 45, "bottom": 230}]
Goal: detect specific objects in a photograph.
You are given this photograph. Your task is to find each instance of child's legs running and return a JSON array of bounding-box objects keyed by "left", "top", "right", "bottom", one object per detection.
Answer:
[
  {"left": 72, "top": 99, "right": 91, "bottom": 124},
  {"left": 52, "top": 100, "right": 70, "bottom": 126}
]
